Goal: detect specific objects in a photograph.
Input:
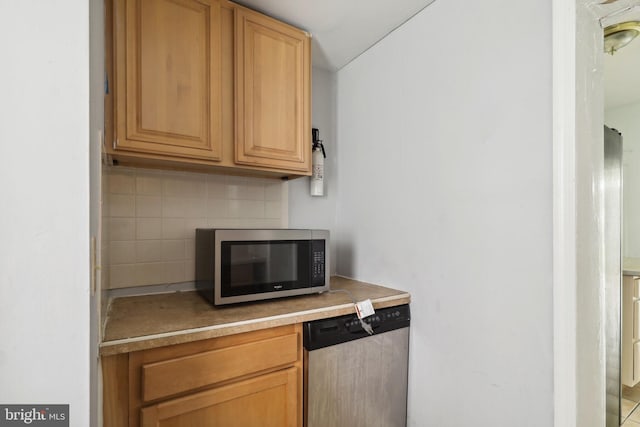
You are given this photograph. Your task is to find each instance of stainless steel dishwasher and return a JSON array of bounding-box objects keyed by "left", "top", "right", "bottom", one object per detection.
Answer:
[{"left": 303, "top": 304, "right": 410, "bottom": 427}]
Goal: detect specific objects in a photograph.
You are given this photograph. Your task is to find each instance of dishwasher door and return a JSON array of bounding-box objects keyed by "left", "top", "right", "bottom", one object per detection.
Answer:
[{"left": 304, "top": 305, "right": 410, "bottom": 427}]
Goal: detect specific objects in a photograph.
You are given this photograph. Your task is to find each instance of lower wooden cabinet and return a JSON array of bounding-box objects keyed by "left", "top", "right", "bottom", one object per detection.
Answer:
[
  {"left": 103, "top": 324, "right": 303, "bottom": 427},
  {"left": 140, "top": 367, "right": 298, "bottom": 427}
]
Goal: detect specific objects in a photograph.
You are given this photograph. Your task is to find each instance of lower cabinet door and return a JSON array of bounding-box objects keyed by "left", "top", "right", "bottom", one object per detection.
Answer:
[{"left": 141, "top": 367, "right": 298, "bottom": 427}]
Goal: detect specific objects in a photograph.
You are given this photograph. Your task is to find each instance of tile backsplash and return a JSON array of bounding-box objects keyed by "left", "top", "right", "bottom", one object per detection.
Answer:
[{"left": 103, "top": 167, "right": 288, "bottom": 289}]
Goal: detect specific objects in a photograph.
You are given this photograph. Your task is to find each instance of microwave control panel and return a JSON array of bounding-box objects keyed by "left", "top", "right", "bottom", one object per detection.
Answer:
[{"left": 311, "top": 240, "right": 325, "bottom": 285}]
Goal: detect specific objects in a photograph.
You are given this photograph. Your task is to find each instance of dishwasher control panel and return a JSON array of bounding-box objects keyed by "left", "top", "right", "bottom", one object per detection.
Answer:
[{"left": 303, "top": 304, "right": 410, "bottom": 350}]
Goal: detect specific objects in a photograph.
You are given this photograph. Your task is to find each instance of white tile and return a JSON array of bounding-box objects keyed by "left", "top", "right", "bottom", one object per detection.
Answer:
[
  {"left": 238, "top": 219, "right": 279, "bottom": 228},
  {"left": 102, "top": 216, "right": 110, "bottom": 239},
  {"left": 258, "top": 218, "right": 285, "bottom": 228},
  {"left": 226, "top": 183, "right": 242, "bottom": 200},
  {"left": 227, "top": 182, "right": 265, "bottom": 200},
  {"left": 265, "top": 201, "right": 282, "bottom": 219},
  {"left": 228, "top": 200, "right": 265, "bottom": 218},
  {"left": 225, "top": 175, "right": 246, "bottom": 187},
  {"left": 207, "top": 174, "right": 226, "bottom": 184},
  {"left": 108, "top": 171, "right": 135, "bottom": 194},
  {"left": 244, "top": 200, "right": 265, "bottom": 218},
  {"left": 135, "top": 262, "right": 166, "bottom": 286},
  {"left": 135, "top": 240, "right": 163, "bottom": 263},
  {"left": 136, "top": 218, "right": 162, "bottom": 240},
  {"left": 102, "top": 264, "right": 110, "bottom": 290},
  {"left": 184, "top": 219, "right": 207, "bottom": 239},
  {"left": 236, "top": 219, "right": 261, "bottom": 228},
  {"left": 109, "top": 194, "right": 135, "bottom": 217},
  {"left": 207, "top": 175, "right": 227, "bottom": 199},
  {"left": 136, "top": 195, "right": 161, "bottom": 217},
  {"left": 162, "top": 240, "right": 185, "bottom": 261},
  {"left": 102, "top": 171, "right": 111, "bottom": 195},
  {"left": 162, "top": 197, "right": 187, "bottom": 217},
  {"left": 184, "top": 260, "right": 196, "bottom": 281},
  {"left": 101, "top": 191, "right": 110, "bottom": 216},
  {"left": 227, "top": 199, "right": 242, "bottom": 218},
  {"left": 105, "top": 167, "right": 291, "bottom": 289},
  {"left": 163, "top": 174, "right": 206, "bottom": 198},
  {"left": 109, "top": 241, "right": 136, "bottom": 265},
  {"left": 101, "top": 241, "right": 110, "bottom": 265},
  {"left": 265, "top": 183, "right": 283, "bottom": 201},
  {"left": 136, "top": 174, "right": 163, "bottom": 195},
  {"left": 208, "top": 218, "right": 241, "bottom": 228},
  {"left": 206, "top": 199, "right": 228, "bottom": 218},
  {"left": 109, "top": 218, "right": 136, "bottom": 241},
  {"left": 109, "top": 264, "right": 137, "bottom": 289},
  {"left": 228, "top": 176, "right": 268, "bottom": 199},
  {"left": 185, "top": 217, "right": 208, "bottom": 229},
  {"left": 185, "top": 239, "right": 195, "bottom": 260},
  {"left": 162, "top": 218, "right": 185, "bottom": 239},
  {"left": 163, "top": 261, "right": 186, "bottom": 284},
  {"left": 184, "top": 198, "right": 207, "bottom": 218}
]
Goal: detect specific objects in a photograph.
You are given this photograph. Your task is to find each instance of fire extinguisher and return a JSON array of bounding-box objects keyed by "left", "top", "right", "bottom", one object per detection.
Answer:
[{"left": 310, "top": 128, "right": 326, "bottom": 197}]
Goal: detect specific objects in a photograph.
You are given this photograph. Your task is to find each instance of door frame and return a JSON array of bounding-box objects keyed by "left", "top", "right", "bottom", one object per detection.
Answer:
[{"left": 553, "top": 0, "right": 636, "bottom": 425}]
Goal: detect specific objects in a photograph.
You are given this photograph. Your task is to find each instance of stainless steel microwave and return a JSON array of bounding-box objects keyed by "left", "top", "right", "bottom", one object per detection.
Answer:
[{"left": 195, "top": 229, "right": 330, "bottom": 305}]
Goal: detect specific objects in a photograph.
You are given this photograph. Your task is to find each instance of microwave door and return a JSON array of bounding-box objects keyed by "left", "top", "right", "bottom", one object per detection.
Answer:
[
  {"left": 267, "top": 243, "right": 299, "bottom": 287},
  {"left": 229, "top": 244, "right": 268, "bottom": 287},
  {"left": 227, "top": 241, "right": 301, "bottom": 289}
]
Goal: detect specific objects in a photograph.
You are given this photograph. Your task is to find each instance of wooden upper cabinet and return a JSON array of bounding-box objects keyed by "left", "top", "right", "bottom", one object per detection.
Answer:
[
  {"left": 107, "top": 0, "right": 311, "bottom": 177},
  {"left": 234, "top": 7, "right": 311, "bottom": 173},
  {"left": 113, "top": 0, "right": 222, "bottom": 160}
]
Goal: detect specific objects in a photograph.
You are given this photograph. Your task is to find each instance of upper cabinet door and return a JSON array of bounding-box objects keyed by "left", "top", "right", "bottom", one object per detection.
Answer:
[
  {"left": 234, "top": 8, "right": 311, "bottom": 173},
  {"left": 114, "top": 0, "right": 222, "bottom": 160}
]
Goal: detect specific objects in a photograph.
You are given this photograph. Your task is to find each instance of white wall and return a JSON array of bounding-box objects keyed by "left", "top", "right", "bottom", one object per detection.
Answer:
[
  {"left": 0, "top": 2, "right": 90, "bottom": 426},
  {"left": 333, "top": 0, "right": 553, "bottom": 425},
  {"left": 289, "top": 67, "right": 338, "bottom": 274},
  {"left": 606, "top": 102, "right": 640, "bottom": 258}
]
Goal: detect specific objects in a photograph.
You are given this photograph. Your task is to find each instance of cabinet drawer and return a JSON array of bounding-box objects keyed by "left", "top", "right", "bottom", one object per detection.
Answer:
[
  {"left": 140, "top": 367, "right": 298, "bottom": 427},
  {"left": 141, "top": 332, "right": 298, "bottom": 402}
]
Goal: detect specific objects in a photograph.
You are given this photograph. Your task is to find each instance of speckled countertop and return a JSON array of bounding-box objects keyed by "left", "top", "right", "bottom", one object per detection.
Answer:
[{"left": 100, "top": 276, "right": 410, "bottom": 356}]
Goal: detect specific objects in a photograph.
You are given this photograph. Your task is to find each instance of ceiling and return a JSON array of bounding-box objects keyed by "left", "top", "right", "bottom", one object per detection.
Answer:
[
  {"left": 234, "top": 0, "right": 436, "bottom": 70},
  {"left": 234, "top": 0, "right": 640, "bottom": 107}
]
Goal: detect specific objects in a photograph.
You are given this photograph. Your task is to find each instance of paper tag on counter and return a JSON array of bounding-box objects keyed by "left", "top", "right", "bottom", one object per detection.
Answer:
[{"left": 355, "top": 299, "right": 375, "bottom": 319}]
